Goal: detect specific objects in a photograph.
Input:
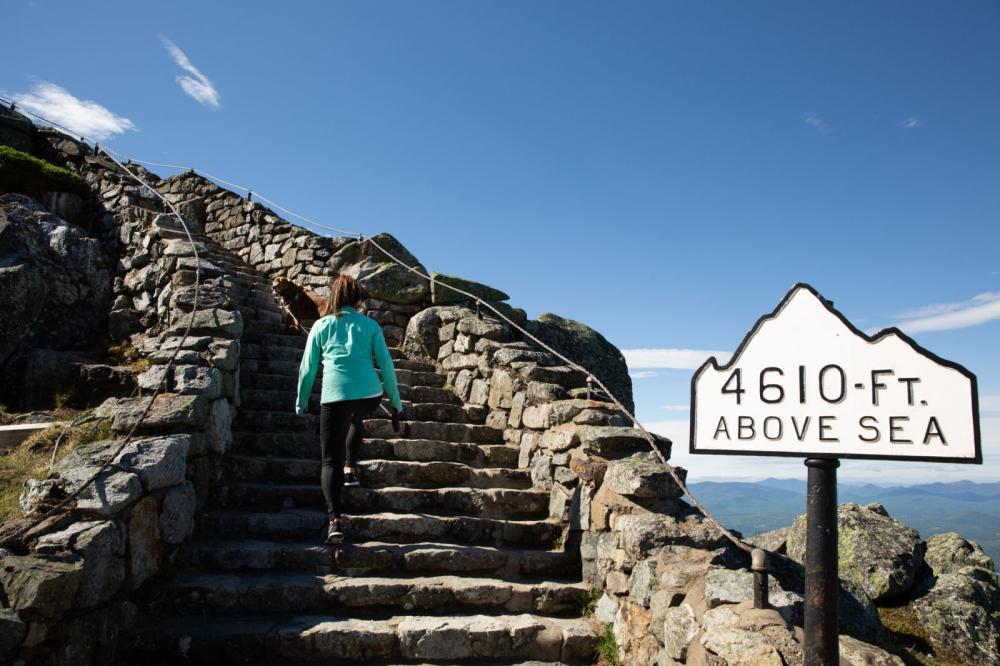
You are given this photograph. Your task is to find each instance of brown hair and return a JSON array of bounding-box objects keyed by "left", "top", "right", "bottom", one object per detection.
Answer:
[{"left": 324, "top": 274, "right": 365, "bottom": 316}]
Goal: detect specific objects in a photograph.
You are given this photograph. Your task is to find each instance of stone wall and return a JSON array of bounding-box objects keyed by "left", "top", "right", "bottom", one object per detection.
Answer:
[
  {"left": 0, "top": 139, "right": 241, "bottom": 664},
  {"left": 401, "top": 308, "right": 913, "bottom": 665},
  {"left": 156, "top": 172, "right": 430, "bottom": 346}
]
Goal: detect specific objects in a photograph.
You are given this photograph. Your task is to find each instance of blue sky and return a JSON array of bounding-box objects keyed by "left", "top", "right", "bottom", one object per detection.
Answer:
[{"left": 4, "top": 1, "right": 998, "bottom": 482}]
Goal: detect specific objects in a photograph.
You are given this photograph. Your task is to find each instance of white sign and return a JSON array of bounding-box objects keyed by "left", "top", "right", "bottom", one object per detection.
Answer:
[{"left": 691, "top": 284, "right": 982, "bottom": 462}]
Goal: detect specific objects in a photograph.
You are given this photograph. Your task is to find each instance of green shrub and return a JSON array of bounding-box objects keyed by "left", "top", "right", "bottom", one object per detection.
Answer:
[{"left": 0, "top": 145, "right": 85, "bottom": 195}]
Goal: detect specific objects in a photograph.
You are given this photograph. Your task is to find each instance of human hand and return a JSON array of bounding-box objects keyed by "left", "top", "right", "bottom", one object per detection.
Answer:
[{"left": 389, "top": 406, "right": 401, "bottom": 433}]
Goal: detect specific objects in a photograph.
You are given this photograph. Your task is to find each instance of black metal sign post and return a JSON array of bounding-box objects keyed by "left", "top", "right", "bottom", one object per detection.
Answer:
[
  {"left": 804, "top": 458, "right": 839, "bottom": 665},
  {"left": 689, "top": 285, "right": 983, "bottom": 666}
]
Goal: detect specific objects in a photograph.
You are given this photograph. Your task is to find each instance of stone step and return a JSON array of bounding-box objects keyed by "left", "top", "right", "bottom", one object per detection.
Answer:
[
  {"left": 231, "top": 435, "right": 519, "bottom": 467},
  {"left": 242, "top": 320, "right": 289, "bottom": 335},
  {"left": 239, "top": 369, "right": 446, "bottom": 390},
  {"left": 365, "top": 419, "right": 504, "bottom": 444},
  {"left": 180, "top": 539, "right": 575, "bottom": 579},
  {"left": 239, "top": 386, "right": 460, "bottom": 411},
  {"left": 239, "top": 306, "right": 286, "bottom": 325},
  {"left": 124, "top": 613, "right": 597, "bottom": 663},
  {"left": 234, "top": 404, "right": 469, "bottom": 429},
  {"left": 218, "top": 484, "right": 544, "bottom": 518},
  {"left": 241, "top": 330, "right": 307, "bottom": 348},
  {"left": 161, "top": 571, "right": 590, "bottom": 616},
  {"left": 393, "top": 358, "right": 436, "bottom": 373},
  {"left": 197, "top": 510, "right": 563, "bottom": 548},
  {"left": 225, "top": 457, "right": 530, "bottom": 490},
  {"left": 241, "top": 342, "right": 307, "bottom": 362},
  {"left": 232, "top": 414, "right": 502, "bottom": 444}
]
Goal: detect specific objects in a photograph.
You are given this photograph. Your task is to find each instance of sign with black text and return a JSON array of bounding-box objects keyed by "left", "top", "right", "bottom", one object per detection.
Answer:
[{"left": 690, "top": 284, "right": 982, "bottom": 463}]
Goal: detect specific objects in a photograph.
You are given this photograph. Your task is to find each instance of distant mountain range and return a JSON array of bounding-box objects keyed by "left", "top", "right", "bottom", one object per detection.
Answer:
[{"left": 689, "top": 479, "right": 1000, "bottom": 570}]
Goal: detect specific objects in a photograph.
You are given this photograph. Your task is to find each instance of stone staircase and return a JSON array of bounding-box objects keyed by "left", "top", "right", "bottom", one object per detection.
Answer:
[{"left": 124, "top": 263, "right": 598, "bottom": 663}]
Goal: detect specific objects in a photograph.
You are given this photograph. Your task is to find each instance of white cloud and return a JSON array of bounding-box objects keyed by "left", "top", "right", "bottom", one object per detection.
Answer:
[
  {"left": 623, "top": 348, "right": 731, "bottom": 370},
  {"left": 661, "top": 404, "right": 690, "bottom": 412},
  {"left": 902, "top": 117, "right": 921, "bottom": 129},
  {"left": 893, "top": 292, "right": 1000, "bottom": 334},
  {"left": 629, "top": 370, "right": 658, "bottom": 379},
  {"left": 11, "top": 82, "right": 136, "bottom": 141},
  {"left": 803, "top": 113, "right": 830, "bottom": 132},
  {"left": 161, "top": 37, "right": 220, "bottom": 109}
]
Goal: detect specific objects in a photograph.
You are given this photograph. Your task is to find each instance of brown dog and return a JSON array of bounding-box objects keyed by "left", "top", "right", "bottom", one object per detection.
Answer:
[{"left": 272, "top": 277, "right": 326, "bottom": 334}]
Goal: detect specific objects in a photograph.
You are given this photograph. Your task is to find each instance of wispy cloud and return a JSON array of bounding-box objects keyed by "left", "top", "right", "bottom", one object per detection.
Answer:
[
  {"left": 803, "top": 113, "right": 830, "bottom": 132},
  {"left": 161, "top": 37, "right": 220, "bottom": 109},
  {"left": 10, "top": 82, "right": 136, "bottom": 141},
  {"left": 629, "top": 370, "right": 658, "bottom": 380},
  {"left": 624, "top": 348, "right": 731, "bottom": 370},
  {"left": 901, "top": 117, "right": 921, "bottom": 129},
  {"left": 661, "top": 404, "right": 690, "bottom": 412},
  {"left": 892, "top": 292, "right": 1000, "bottom": 334}
]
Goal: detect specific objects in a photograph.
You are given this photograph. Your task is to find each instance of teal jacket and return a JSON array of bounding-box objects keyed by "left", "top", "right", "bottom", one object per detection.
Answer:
[{"left": 295, "top": 307, "right": 403, "bottom": 414}]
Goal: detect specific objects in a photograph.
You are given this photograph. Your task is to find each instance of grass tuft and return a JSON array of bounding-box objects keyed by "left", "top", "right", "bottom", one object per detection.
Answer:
[
  {"left": 0, "top": 416, "right": 111, "bottom": 522},
  {"left": 595, "top": 624, "right": 619, "bottom": 666},
  {"left": 581, "top": 586, "right": 602, "bottom": 616}
]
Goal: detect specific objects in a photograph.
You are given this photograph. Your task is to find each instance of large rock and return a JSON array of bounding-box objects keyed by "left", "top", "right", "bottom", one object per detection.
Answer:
[
  {"left": 403, "top": 308, "right": 443, "bottom": 362},
  {"left": 618, "top": 509, "right": 732, "bottom": 557},
  {"left": 906, "top": 572, "right": 1000, "bottom": 664},
  {"left": 526, "top": 312, "right": 633, "bottom": 413},
  {"left": 0, "top": 195, "right": 111, "bottom": 371},
  {"left": 704, "top": 567, "right": 804, "bottom": 624},
  {"left": 699, "top": 604, "right": 800, "bottom": 665},
  {"left": 333, "top": 233, "right": 430, "bottom": 305},
  {"left": 0, "top": 554, "right": 83, "bottom": 619},
  {"left": 128, "top": 496, "right": 161, "bottom": 589},
  {"left": 2, "top": 349, "right": 136, "bottom": 410},
  {"left": 578, "top": 425, "right": 659, "bottom": 459},
  {"left": 165, "top": 307, "right": 243, "bottom": 338},
  {"left": 111, "top": 394, "right": 211, "bottom": 433},
  {"left": 159, "top": 481, "right": 196, "bottom": 543},
  {"left": 923, "top": 532, "right": 997, "bottom": 581},
  {"left": 0, "top": 608, "right": 26, "bottom": 657},
  {"left": 787, "top": 502, "right": 925, "bottom": 603},
  {"left": 662, "top": 602, "right": 698, "bottom": 661},
  {"left": 839, "top": 635, "right": 904, "bottom": 665},
  {"left": 604, "top": 452, "right": 684, "bottom": 499},
  {"left": 53, "top": 441, "right": 144, "bottom": 515},
  {"left": 431, "top": 272, "right": 509, "bottom": 304},
  {"left": 34, "top": 521, "right": 125, "bottom": 609},
  {"left": 0, "top": 106, "right": 34, "bottom": 152},
  {"left": 112, "top": 435, "right": 190, "bottom": 490}
]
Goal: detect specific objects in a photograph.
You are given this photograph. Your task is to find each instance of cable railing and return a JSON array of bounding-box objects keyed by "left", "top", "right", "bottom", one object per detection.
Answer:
[{"left": 0, "top": 95, "right": 753, "bottom": 556}]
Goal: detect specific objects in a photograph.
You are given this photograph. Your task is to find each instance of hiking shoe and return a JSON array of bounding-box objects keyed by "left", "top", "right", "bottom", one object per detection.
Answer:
[
  {"left": 343, "top": 471, "right": 361, "bottom": 487},
  {"left": 325, "top": 517, "right": 344, "bottom": 544}
]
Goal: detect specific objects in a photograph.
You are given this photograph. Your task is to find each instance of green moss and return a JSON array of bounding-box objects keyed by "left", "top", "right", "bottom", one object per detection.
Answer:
[
  {"left": 0, "top": 145, "right": 85, "bottom": 195},
  {"left": 595, "top": 624, "right": 619, "bottom": 665}
]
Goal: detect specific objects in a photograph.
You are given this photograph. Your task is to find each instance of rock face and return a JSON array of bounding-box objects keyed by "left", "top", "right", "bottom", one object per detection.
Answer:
[
  {"left": 787, "top": 502, "right": 925, "bottom": 603},
  {"left": 0, "top": 194, "right": 111, "bottom": 370},
  {"left": 923, "top": 531, "right": 997, "bottom": 579},
  {"left": 430, "top": 272, "right": 509, "bottom": 304},
  {"left": 526, "top": 313, "right": 633, "bottom": 413},
  {"left": 0, "top": 106, "right": 34, "bottom": 152},
  {"left": 906, "top": 572, "right": 1000, "bottom": 664}
]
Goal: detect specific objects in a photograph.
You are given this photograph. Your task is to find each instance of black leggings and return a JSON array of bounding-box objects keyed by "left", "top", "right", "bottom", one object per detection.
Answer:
[{"left": 319, "top": 395, "right": 382, "bottom": 518}]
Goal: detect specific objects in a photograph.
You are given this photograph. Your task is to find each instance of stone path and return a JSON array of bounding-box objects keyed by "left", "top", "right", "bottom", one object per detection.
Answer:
[{"left": 123, "top": 259, "right": 597, "bottom": 664}]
